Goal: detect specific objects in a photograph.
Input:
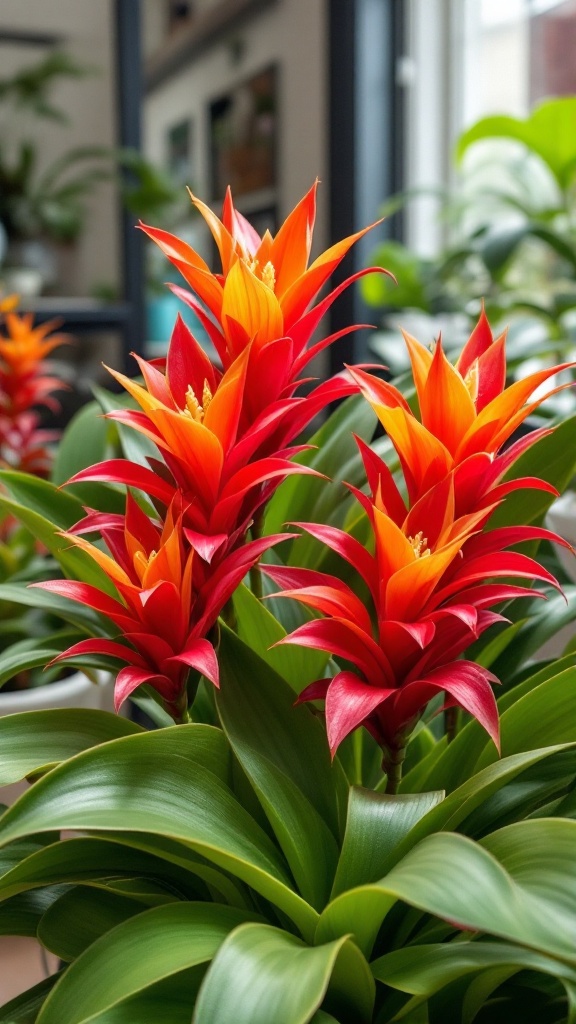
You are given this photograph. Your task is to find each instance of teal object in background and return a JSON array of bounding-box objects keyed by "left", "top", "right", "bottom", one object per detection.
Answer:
[{"left": 146, "top": 291, "right": 212, "bottom": 357}]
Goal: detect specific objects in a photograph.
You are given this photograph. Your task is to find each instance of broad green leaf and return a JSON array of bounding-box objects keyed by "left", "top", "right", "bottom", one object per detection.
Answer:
[
  {"left": 456, "top": 97, "right": 576, "bottom": 189},
  {"left": 0, "top": 726, "right": 318, "bottom": 940},
  {"left": 52, "top": 400, "right": 111, "bottom": 485},
  {"left": 37, "top": 885, "right": 161, "bottom": 960},
  {"left": 0, "top": 636, "right": 83, "bottom": 690},
  {"left": 36, "top": 902, "right": 256, "bottom": 1024},
  {"left": 317, "top": 745, "right": 576, "bottom": 956},
  {"left": 480, "top": 818, "right": 576, "bottom": 914},
  {"left": 0, "top": 885, "right": 65, "bottom": 936},
  {"left": 218, "top": 626, "right": 346, "bottom": 838},
  {"left": 486, "top": 589, "right": 576, "bottom": 684},
  {"left": 488, "top": 413, "right": 576, "bottom": 530},
  {"left": 94, "top": 384, "right": 159, "bottom": 468},
  {"left": 0, "top": 582, "right": 106, "bottom": 635},
  {"left": 84, "top": 967, "right": 206, "bottom": 1024},
  {"left": 217, "top": 628, "right": 341, "bottom": 909},
  {"left": 51, "top": 400, "right": 125, "bottom": 513},
  {"left": 371, "top": 940, "right": 576, "bottom": 1009},
  {"left": 193, "top": 922, "right": 374, "bottom": 1024},
  {"left": 414, "top": 657, "right": 576, "bottom": 794},
  {"left": 318, "top": 827, "right": 576, "bottom": 962},
  {"left": 0, "top": 471, "right": 114, "bottom": 591},
  {"left": 360, "top": 240, "right": 429, "bottom": 311},
  {"left": 263, "top": 395, "right": 376, "bottom": 548},
  {"left": 330, "top": 787, "right": 444, "bottom": 898},
  {"left": 0, "top": 836, "right": 207, "bottom": 903},
  {"left": 232, "top": 583, "right": 329, "bottom": 694},
  {"left": 0, "top": 708, "right": 142, "bottom": 786},
  {"left": 473, "top": 666, "right": 576, "bottom": 773}
]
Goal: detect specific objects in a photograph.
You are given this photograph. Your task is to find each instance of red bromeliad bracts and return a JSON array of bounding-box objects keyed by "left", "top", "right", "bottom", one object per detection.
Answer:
[
  {"left": 0, "top": 311, "right": 67, "bottom": 475},
  {"left": 65, "top": 184, "right": 386, "bottom": 563},
  {"left": 263, "top": 312, "right": 574, "bottom": 787},
  {"left": 140, "top": 181, "right": 386, "bottom": 422},
  {"left": 39, "top": 184, "right": 384, "bottom": 713},
  {"left": 36, "top": 495, "right": 290, "bottom": 721}
]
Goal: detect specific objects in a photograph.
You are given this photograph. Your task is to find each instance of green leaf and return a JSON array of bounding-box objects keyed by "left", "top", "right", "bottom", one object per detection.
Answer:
[
  {"left": 330, "top": 787, "right": 444, "bottom": 898},
  {"left": 0, "top": 708, "right": 142, "bottom": 786},
  {"left": 0, "top": 726, "right": 318, "bottom": 940},
  {"left": 0, "top": 886, "right": 65, "bottom": 935},
  {"left": 0, "top": 836, "right": 206, "bottom": 902},
  {"left": 232, "top": 583, "right": 330, "bottom": 694},
  {"left": 51, "top": 401, "right": 124, "bottom": 513},
  {"left": 217, "top": 627, "right": 343, "bottom": 909},
  {"left": 473, "top": 666, "right": 576, "bottom": 774},
  {"left": 82, "top": 967, "right": 206, "bottom": 1024},
  {"left": 93, "top": 385, "right": 159, "bottom": 468},
  {"left": 193, "top": 922, "right": 374, "bottom": 1024},
  {"left": 37, "top": 884, "right": 159, "bottom": 960},
  {"left": 0, "top": 471, "right": 114, "bottom": 591},
  {"left": 360, "top": 240, "right": 429, "bottom": 311},
  {"left": 414, "top": 657, "right": 576, "bottom": 795},
  {"left": 317, "top": 745, "right": 576, "bottom": 956},
  {"left": 371, "top": 940, "right": 576, "bottom": 1005},
  {"left": 0, "top": 582, "right": 105, "bottom": 635},
  {"left": 456, "top": 97, "right": 576, "bottom": 189},
  {"left": 320, "top": 825, "right": 576, "bottom": 963},
  {"left": 263, "top": 395, "right": 376, "bottom": 555},
  {"left": 488, "top": 412, "right": 576, "bottom": 530},
  {"left": 35, "top": 902, "right": 257, "bottom": 1024},
  {"left": 0, "top": 636, "right": 80, "bottom": 690}
]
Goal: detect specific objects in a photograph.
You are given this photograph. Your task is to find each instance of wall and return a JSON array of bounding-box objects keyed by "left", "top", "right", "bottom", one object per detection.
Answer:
[
  {"left": 142, "top": 0, "right": 329, "bottom": 260},
  {"left": 0, "top": 0, "right": 120, "bottom": 296}
]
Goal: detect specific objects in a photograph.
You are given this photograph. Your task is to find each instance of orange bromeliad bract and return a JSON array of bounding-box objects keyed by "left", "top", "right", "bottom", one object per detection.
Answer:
[
  {"left": 263, "top": 313, "right": 573, "bottom": 774},
  {"left": 65, "top": 185, "right": 385, "bottom": 562},
  {"left": 36, "top": 495, "right": 290, "bottom": 721},
  {"left": 0, "top": 310, "right": 68, "bottom": 475},
  {"left": 141, "top": 180, "right": 388, "bottom": 420},
  {"left": 349, "top": 308, "right": 573, "bottom": 512}
]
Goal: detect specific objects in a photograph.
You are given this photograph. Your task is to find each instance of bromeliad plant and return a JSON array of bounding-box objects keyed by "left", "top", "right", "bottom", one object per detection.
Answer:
[{"left": 0, "top": 185, "right": 576, "bottom": 1023}]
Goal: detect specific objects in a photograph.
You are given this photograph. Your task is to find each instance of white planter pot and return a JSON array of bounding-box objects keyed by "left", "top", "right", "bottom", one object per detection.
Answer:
[{"left": 0, "top": 671, "right": 115, "bottom": 806}]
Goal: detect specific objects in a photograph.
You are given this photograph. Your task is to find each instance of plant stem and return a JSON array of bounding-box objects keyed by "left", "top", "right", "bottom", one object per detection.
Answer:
[
  {"left": 445, "top": 706, "right": 459, "bottom": 744},
  {"left": 383, "top": 744, "right": 406, "bottom": 795},
  {"left": 249, "top": 511, "right": 264, "bottom": 600}
]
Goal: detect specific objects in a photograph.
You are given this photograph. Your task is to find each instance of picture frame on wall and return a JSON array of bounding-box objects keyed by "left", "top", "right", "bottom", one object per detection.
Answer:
[{"left": 208, "top": 64, "right": 277, "bottom": 202}]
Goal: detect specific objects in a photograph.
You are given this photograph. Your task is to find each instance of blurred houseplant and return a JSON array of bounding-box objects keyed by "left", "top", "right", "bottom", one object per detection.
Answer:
[
  {"left": 0, "top": 185, "right": 575, "bottom": 1022},
  {"left": 0, "top": 301, "right": 115, "bottom": 712},
  {"left": 362, "top": 97, "right": 576, "bottom": 387},
  {"left": 0, "top": 50, "right": 184, "bottom": 295}
]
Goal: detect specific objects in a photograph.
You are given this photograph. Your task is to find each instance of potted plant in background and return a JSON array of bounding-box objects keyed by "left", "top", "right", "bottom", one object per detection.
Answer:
[
  {"left": 0, "top": 184, "right": 575, "bottom": 1022},
  {"left": 0, "top": 50, "right": 186, "bottom": 297},
  {"left": 0, "top": 303, "right": 115, "bottom": 755}
]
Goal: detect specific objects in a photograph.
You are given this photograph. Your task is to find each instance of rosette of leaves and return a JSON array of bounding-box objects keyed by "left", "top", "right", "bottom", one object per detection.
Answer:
[{"left": 0, "top": 391, "right": 575, "bottom": 1023}]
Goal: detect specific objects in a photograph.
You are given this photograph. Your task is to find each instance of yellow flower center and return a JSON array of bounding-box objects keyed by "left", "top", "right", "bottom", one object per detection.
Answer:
[
  {"left": 242, "top": 256, "right": 276, "bottom": 291},
  {"left": 184, "top": 380, "right": 213, "bottom": 423},
  {"left": 261, "top": 261, "right": 276, "bottom": 291},
  {"left": 408, "top": 531, "right": 430, "bottom": 559}
]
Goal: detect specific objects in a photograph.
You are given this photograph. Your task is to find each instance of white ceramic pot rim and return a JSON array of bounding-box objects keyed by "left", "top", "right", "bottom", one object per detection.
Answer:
[{"left": 0, "top": 670, "right": 113, "bottom": 716}]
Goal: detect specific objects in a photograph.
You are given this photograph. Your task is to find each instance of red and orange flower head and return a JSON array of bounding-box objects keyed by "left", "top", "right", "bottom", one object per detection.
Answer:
[
  {"left": 348, "top": 308, "right": 575, "bottom": 514},
  {"left": 262, "top": 432, "right": 570, "bottom": 768},
  {"left": 0, "top": 311, "right": 68, "bottom": 475},
  {"left": 65, "top": 315, "right": 325, "bottom": 565},
  {"left": 35, "top": 494, "right": 290, "bottom": 721},
  {"left": 140, "top": 182, "right": 388, "bottom": 421}
]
